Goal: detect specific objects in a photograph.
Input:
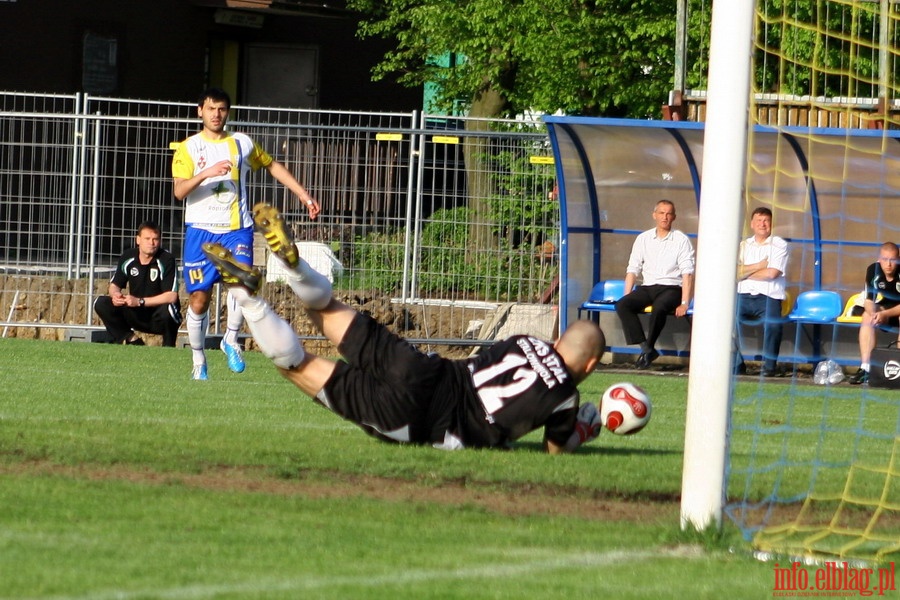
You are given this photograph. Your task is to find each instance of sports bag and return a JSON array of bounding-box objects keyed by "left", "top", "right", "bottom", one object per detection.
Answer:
[{"left": 869, "top": 342, "right": 900, "bottom": 389}]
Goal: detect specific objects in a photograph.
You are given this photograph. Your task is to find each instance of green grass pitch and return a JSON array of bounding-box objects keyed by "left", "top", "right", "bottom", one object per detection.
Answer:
[{"left": 0, "top": 337, "right": 785, "bottom": 598}]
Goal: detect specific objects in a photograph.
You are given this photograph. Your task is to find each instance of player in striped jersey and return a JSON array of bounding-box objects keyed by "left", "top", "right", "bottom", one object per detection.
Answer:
[{"left": 172, "top": 88, "right": 320, "bottom": 380}]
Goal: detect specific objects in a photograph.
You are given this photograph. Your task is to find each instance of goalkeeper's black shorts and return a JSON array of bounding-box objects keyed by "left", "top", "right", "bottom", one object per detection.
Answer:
[{"left": 318, "top": 312, "right": 455, "bottom": 444}]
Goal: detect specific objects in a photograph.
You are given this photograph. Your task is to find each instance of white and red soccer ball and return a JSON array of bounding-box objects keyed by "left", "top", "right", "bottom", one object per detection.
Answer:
[{"left": 600, "top": 382, "right": 652, "bottom": 435}]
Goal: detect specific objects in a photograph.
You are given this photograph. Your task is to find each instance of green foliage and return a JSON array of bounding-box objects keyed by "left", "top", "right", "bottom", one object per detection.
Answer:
[
  {"left": 344, "top": 122, "right": 559, "bottom": 301},
  {"left": 349, "top": 0, "right": 893, "bottom": 114},
  {"left": 348, "top": 205, "right": 555, "bottom": 301},
  {"left": 346, "top": 124, "right": 556, "bottom": 299},
  {"left": 342, "top": 228, "right": 407, "bottom": 293},
  {"left": 347, "top": 0, "right": 681, "bottom": 118},
  {"left": 755, "top": 0, "right": 883, "bottom": 98},
  {"left": 415, "top": 206, "right": 548, "bottom": 300},
  {"left": 415, "top": 206, "right": 474, "bottom": 293},
  {"left": 481, "top": 152, "right": 556, "bottom": 246}
]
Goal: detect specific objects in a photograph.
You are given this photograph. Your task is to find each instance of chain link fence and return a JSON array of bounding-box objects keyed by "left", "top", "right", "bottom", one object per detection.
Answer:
[{"left": 0, "top": 93, "right": 561, "bottom": 351}]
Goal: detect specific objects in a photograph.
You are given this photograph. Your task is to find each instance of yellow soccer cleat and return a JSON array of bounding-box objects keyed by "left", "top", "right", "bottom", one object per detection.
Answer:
[
  {"left": 201, "top": 242, "right": 262, "bottom": 293},
  {"left": 253, "top": 202, "right": 299, "bottom": 269}
]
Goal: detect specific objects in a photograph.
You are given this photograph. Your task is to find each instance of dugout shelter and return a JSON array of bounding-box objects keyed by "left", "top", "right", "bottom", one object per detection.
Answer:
[{"left": 544, "top": 116, "right": 900, "bottom": 364}]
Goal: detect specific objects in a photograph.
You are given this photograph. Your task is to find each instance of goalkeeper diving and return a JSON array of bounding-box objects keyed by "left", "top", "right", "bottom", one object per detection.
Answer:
[{"left": 202, "top": 203, "right": 605, "bottom": 453}]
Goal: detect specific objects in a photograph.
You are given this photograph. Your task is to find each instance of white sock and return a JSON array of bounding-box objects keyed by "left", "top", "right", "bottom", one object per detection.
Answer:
[
  {"left": 223, "top": 291, "right": 243, "bottom": 347},
  {"left": 283, "top": 258, "right": 332, "bottom": 310},
  {"left": 861, "top": 363, "right": 870, "bottom": 372},
  {"left": 187, "top": 307, "right": 208, "bottom": 365},
  {"left": 223, "top": 328, "right": 240, "bottom": 347},
  {"left": 231, "top": 288, "right": 305, "bottom": 369}
]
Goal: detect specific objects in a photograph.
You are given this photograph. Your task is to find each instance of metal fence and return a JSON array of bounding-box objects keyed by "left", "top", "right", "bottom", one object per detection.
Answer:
[{"left": 0, "top": 92, "right": 559, "bottom": 350}]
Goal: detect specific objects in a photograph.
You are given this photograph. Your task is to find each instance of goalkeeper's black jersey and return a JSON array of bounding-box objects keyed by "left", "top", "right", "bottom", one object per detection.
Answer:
[
  {"left": 449, "top": 335, "right": 580, "bottom": 448},
  {"left": 320, "top": 314, "right": 580, "bottom": 450}
]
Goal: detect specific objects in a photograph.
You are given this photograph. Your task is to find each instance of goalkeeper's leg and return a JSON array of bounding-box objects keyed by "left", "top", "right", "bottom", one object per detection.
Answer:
[
  {"left": 253, "top": 202, "right": 332, "bottom": 310},
  {"left": 229, "top": 284, "right": 344, "bottom": 403},
  {"left": 226, "top": 286, "right": 306, "bottom": 371}
]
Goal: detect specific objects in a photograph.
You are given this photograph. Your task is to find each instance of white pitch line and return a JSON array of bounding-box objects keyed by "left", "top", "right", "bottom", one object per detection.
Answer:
[{"left": 7, "top": 546, "right": 704, "bottom": 600}]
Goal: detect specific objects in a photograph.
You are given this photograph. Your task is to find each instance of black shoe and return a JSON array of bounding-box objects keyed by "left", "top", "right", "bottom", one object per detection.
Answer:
[
  {"left": 125, "top": 337, "right": 145, "bottom": 346},
  {"left": 734, "top": 363, "right": 747, "bottom": 376},
  {"left": 760, "top": 367, "right": 783, "bottom": 378},
  {"left": 635, "top": 349, "right": 659, "bottom": 369},
  {"left": 848, "top": 368, "right": 869, "bottom": 385}
]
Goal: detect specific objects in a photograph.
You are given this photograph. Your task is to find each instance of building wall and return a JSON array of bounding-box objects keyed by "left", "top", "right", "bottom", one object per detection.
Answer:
[{"left": 0, "top": 0, "right": 420, "bottom": 112}]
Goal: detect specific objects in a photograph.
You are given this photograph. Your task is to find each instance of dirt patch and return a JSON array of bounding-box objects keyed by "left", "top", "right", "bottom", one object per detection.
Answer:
[
  {"left": 257, "top": 287, "right": 480, "bottom": 358},
  {"left": 1, "top": 460, "right": 679, "bottom": 524},
  {"left": 0, "top": 275, "right": 481, "bottom": 358}
]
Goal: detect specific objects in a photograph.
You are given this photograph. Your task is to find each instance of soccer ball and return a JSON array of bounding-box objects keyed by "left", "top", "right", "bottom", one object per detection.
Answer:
[{"left": 600, "top": 382, "right": 652, "bottom": 435}]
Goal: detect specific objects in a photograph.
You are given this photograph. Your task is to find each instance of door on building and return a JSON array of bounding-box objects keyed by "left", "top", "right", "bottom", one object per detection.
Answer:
[{"left": 242, "top": 44, "right": 319, "bottom": 108}]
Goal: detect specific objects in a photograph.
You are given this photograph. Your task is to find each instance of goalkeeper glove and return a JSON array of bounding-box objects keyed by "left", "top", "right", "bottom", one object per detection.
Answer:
[{"left": 573, "top": 401, "right": 602, "bottom": 445}]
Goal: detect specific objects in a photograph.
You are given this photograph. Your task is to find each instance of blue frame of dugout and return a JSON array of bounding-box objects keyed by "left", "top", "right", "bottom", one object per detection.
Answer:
[{"left": 544, "top": 116, "right": 900, "bottom": 364}]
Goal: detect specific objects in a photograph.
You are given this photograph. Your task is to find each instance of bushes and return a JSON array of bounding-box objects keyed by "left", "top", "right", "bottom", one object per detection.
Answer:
[
  {"left": 347, "top": 205, "right": 556, "bottom": 302},
  {"left": 343, "top": 132, "right": 558, "bottom": 302},
  {"left": 340, "top": 228, "right": 407, "bottom": 293}
]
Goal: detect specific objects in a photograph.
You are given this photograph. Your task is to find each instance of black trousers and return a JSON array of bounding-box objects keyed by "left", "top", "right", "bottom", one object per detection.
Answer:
[
  {"left": 614, "top": 284, "right": 682, "bottom": 348},
  {"left": 94, "top": 296, "right": 182, "bottom": 347}
]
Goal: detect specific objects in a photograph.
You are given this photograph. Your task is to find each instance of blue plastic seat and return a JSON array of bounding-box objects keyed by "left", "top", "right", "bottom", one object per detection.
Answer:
[
  {"left": 578, "top": 279, "right": 626, "bottom": 318},
  {"left": 784, "top": 290, "right": 844, "bottom": 364},
  {"left": 786, "top": 290, "right": 843, "bottom": 323}
]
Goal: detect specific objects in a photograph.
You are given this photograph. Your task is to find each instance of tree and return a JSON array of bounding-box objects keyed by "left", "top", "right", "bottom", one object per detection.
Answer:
[
  {"left": 754, "top": 0, "right": 882, "bottom": 99},
  {"left": 346, "top": 0, "right": 694, "bottom": 259},
  {"left": 347, "top": 0, "right": 681, "bottom": 119}
]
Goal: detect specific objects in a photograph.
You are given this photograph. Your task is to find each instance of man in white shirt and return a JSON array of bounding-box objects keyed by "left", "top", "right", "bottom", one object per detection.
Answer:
[
  {"left": 735, "top": 207, "right": 789, "bottom": 377},
  {"left": 615, "top": 200, "right": 695, "bottom": 369}
]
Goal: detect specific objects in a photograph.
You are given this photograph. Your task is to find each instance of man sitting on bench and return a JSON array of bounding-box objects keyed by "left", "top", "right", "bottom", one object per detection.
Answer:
[
  {"left": 849, "top": 242, "right": 900, "bottom": 385},
  {"left": 615, "top": 200, "right": 695, "bottom": 369}
]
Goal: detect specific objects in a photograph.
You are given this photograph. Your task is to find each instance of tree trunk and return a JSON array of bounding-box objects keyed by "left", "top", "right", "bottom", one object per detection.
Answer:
[{"left": 463, "top": 86, "right": 508, "bottom": 256}]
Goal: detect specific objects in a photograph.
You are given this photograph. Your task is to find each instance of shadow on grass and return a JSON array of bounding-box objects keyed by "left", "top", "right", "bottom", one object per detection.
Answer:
[{"left": 512, "top": 440, "right": 679, "bottom": 458}]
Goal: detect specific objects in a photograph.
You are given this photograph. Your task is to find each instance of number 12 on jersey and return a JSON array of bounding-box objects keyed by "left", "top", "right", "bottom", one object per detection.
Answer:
[{"left": 471, "top": 354, "right": 538, "bottom": 415}]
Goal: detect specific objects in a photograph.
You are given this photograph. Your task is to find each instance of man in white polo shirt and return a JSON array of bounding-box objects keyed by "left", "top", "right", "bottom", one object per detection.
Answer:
[
  {"left": 735, "top": 206, "right": 789, "bottom": 377},
  {"left": 615, "top": 200, "right": 695, "bottom": 369}
]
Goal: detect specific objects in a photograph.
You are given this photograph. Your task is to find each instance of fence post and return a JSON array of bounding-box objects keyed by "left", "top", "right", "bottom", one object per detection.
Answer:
[
  {"left": 399, "top": 110, "right": 418, "bottom": 304},
  {"left": 406, "top": 111, "right": 428, "bottom": 303},
  {"left": 66, "top": 92, "right": 86, "bottom": 281},
  {"left": 85, "top": 113, "right": 103, "bottom": 326}
]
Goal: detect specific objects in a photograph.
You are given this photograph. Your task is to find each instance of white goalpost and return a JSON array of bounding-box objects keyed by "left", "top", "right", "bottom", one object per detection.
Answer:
[{"left": 680, "top": 0, "right": 756, "bottom": 531}]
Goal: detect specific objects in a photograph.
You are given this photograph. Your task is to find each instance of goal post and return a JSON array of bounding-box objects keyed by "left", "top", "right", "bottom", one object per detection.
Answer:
[{"left": 680, "top": 0, "right": 756, "bottom": 531}]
